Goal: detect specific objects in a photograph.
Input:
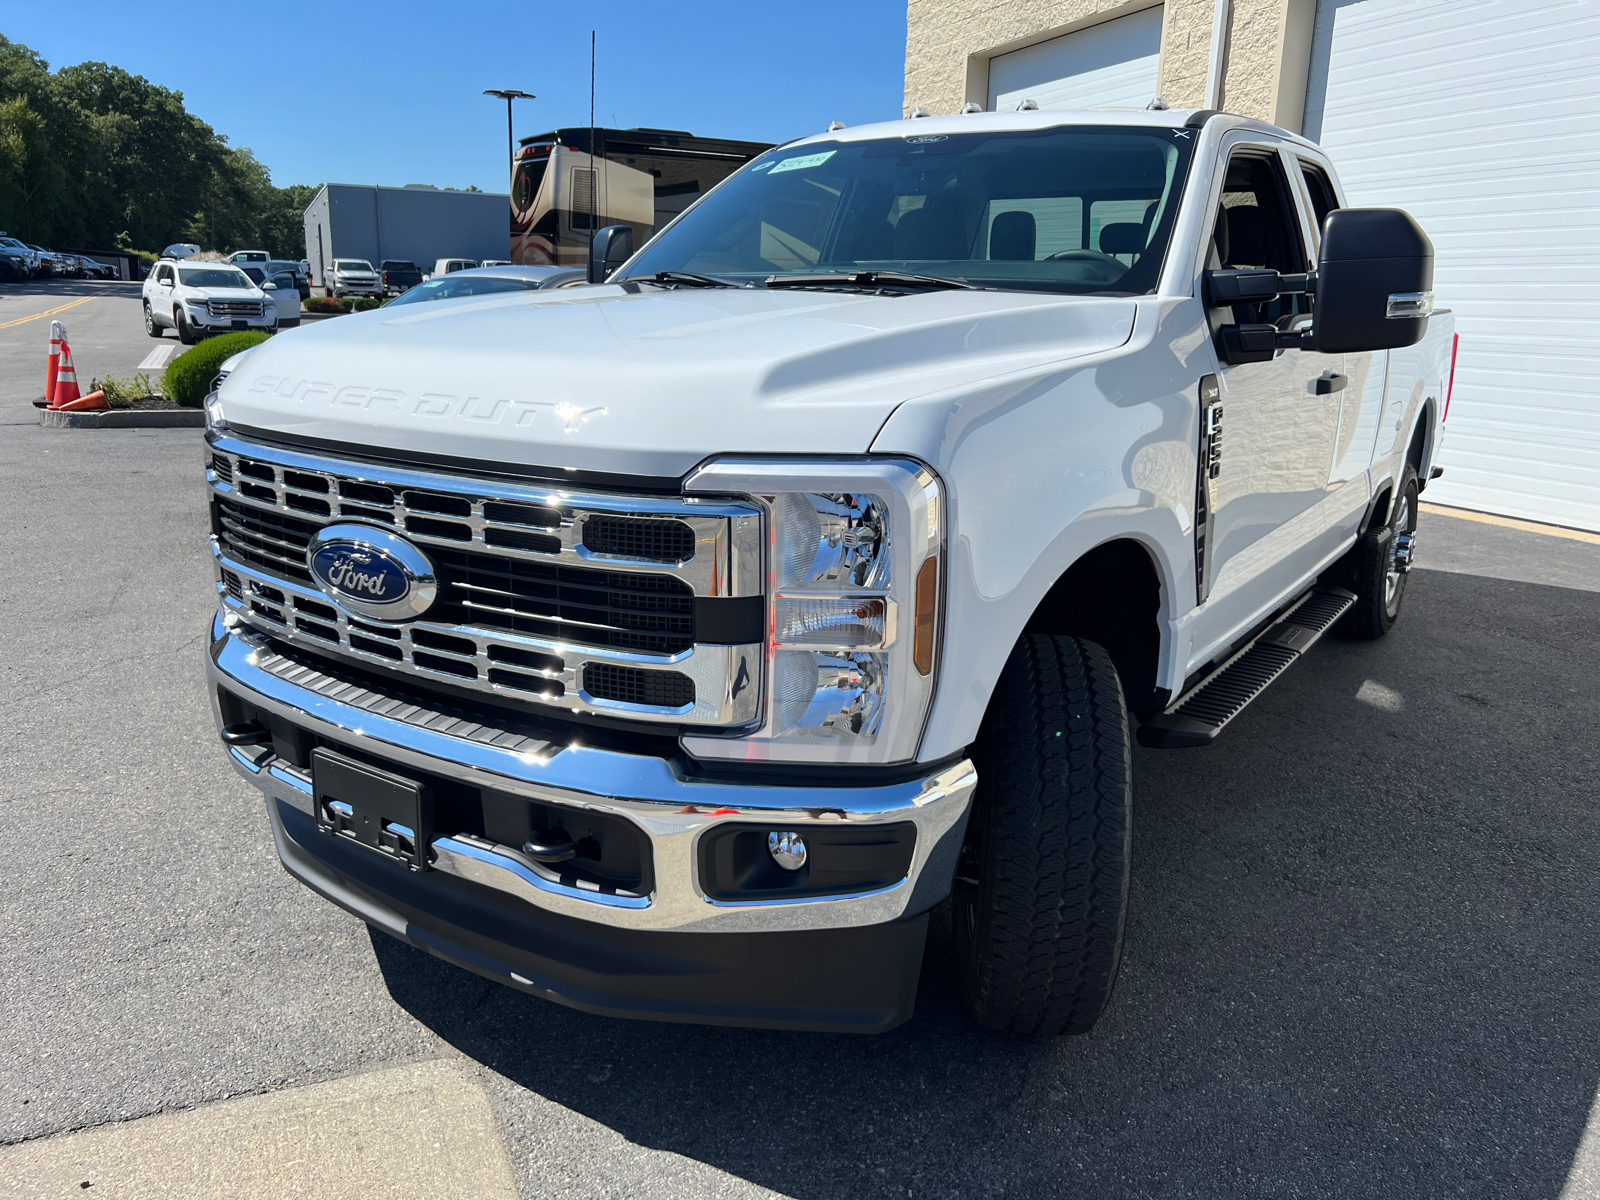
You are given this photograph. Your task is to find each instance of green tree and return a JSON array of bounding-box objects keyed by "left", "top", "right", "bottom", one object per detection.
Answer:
[{"left": 0, "top": 34, "right": 316, "bottom": 256}]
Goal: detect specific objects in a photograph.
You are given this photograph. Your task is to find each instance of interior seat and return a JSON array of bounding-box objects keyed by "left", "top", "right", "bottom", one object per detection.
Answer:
[{"left": 989, "top": 211, "right": 1036, "bottom": 260}]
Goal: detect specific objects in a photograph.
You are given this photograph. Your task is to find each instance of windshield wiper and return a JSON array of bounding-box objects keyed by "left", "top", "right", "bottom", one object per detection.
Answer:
[
  {"left": 763, "top": 271, "right": 976, "bottom": 292},
  {"left": 636, "top": 270, "right": 741, "bottom": 289}
]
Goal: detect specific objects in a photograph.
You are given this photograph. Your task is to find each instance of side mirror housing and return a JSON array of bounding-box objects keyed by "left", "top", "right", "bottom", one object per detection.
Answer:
[
  {"left": 588, "top": 224, "right": 634, "bottom": 283},
  {"left": 1311, "top": 208, "right": 1434, "bottom": 353}
]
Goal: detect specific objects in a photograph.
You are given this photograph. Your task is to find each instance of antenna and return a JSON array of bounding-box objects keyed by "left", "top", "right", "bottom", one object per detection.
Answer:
[{"left": 590, "top": 31, "right": 597, "bottom": 248}]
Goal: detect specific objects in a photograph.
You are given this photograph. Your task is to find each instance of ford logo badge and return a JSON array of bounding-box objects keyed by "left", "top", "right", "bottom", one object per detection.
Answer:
[{"left": 307, "top": 524, "right": 437, "bottom": 621}]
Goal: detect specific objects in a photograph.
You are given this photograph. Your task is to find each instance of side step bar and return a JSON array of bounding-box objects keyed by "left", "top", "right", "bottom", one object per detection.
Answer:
[{"left": 1138, "top": 586, "right": 1356, "bottom": 749}]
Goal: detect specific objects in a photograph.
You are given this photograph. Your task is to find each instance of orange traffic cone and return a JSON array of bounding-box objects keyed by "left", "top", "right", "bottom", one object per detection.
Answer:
[
  {"left": 45, "top": 320, "right": 64, "bottom": 406},
  {"left": 56, "top": 389, "right": 108, "bottom": 412},
  {"left": 51, "top": 339, "right": 82, "bottom": 409}
]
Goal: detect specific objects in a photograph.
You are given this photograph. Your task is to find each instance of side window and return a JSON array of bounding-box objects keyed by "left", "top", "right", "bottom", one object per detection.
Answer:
[
  {"left": 1209, "top": 150, "right": 1313, "bottom": 323},
  {"left": 1297, "top": 160, "right": 1339, "bottom": 232}
]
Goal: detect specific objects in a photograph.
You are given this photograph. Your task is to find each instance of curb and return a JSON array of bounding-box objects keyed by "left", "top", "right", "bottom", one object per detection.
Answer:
[{"left": 40, "top": 407, "right": 204, "bottom": 429}]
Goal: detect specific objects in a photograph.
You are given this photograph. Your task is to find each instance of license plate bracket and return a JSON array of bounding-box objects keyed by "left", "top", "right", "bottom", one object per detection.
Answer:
[{"left": 312, "top": 747, "right": 433, "bottom": 871}]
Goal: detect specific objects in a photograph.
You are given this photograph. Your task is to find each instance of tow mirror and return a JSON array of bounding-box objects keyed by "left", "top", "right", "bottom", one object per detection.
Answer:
[
  {"left": 588, "top": 224, "right": 634, "bottom": 283},
  {"left": 1204, "top": 207, "right": 1433, "bottom": 363},
  {"left": 1310, "top": 208, "right": 1434, "bottom": 353}
]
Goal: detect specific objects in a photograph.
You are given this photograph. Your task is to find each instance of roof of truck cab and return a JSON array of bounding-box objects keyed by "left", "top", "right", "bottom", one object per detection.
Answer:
[{"left": 781, "top": 109, "right": 1316, "bottom": 150}]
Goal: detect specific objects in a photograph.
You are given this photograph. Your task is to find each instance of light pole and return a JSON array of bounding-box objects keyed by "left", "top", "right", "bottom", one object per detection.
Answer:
[{"left": 482, "top": 89, "right": 536, "bottom": 189}]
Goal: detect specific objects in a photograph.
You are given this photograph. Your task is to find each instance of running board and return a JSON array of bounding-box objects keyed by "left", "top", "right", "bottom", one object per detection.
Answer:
[{"left": 1138, "top": 586, "right": 1356, "bottom": 749}]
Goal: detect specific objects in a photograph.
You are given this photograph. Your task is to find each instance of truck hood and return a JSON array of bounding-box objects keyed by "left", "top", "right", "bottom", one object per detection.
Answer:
[{"left": 218, "top": 285, "right": 1137, "bottom": 479}]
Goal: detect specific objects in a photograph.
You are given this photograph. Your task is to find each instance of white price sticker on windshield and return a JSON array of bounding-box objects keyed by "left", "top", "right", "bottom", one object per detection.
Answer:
[{"left": 769, "top": 150, "right": 837, "bottom": 174}]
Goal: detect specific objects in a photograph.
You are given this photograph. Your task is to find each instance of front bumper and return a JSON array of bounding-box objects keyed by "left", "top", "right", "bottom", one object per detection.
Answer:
[{"left": 209, "top": 613, "right": 975, "bottom": 1029}]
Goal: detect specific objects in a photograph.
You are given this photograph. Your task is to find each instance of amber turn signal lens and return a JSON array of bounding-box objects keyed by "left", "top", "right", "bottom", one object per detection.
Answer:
[{"left": 913, "top": 556, "right": 938, "bottom": 676}]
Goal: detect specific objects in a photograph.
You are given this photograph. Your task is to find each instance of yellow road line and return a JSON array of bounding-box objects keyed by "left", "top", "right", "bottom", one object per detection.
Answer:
[
  {"left": 0, "top": 293, "right": 100, "bottom": 330},
  {"left": 1421, "top": 502, "right": 1600, "bottom": 546}
]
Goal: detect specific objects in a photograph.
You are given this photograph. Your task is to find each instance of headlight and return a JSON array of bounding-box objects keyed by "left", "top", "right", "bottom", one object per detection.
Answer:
[
  {"left": 203, "top": 391, "right": 228, "bottom": 435},
  {"left": 683, "top": 459, "right": 943, "bottom": 765}
]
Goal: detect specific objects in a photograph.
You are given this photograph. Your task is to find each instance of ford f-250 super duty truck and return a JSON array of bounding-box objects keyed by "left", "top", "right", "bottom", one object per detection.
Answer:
[{"left": 203, "top": 108, "right": 1453, "bottom": 1035}]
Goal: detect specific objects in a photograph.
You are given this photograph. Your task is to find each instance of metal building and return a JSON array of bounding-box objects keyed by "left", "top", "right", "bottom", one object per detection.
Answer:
[{"left": 301, "top": 184, "right": 511, "bottom": 289}]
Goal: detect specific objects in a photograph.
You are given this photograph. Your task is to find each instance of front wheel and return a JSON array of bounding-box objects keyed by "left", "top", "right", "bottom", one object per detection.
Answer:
[
  {"left": 1345, "top": 464, "right": 1420, "bottom": 639},
  {"left": 175, "top": 308, "right": 196, "bottom": 345},
  {"left": 953, "top": 633, "right": 1133, "bottom": 1035}
]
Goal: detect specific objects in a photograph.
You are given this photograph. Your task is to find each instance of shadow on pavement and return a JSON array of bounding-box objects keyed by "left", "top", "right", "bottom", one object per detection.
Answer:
[{"left": 372, "top": 566, "right": 1600, "bottom": 1199}]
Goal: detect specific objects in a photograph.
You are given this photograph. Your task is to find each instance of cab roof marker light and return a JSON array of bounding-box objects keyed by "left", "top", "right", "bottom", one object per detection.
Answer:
[
  {"left": 909, "top": 107, "right": 932, "bottom": 119},
  {"left": 827, "top": 121, "right": 846, "bottom": 131},
  {"left": 961, "top": 102, "right": 983, "bottom": 114},
  {"left": 1016, "top": 99, "right": 1039, "bottom": 111}
]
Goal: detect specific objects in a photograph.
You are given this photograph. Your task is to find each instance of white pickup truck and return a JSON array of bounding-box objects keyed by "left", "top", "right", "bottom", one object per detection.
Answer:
[{"left": 203, "top": 108, "right": 1453, "bottom": 1035}]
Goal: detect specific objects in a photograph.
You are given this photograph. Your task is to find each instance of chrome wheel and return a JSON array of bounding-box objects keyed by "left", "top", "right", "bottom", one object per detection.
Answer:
[{"left": 1385, "top": 493, "right": 1416, "bottom": 612}]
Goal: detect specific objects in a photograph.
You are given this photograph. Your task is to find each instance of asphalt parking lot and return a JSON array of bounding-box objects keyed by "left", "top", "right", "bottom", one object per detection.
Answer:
[{"left": 2, "top": 279, "right": 1598, "bottom": 1198}]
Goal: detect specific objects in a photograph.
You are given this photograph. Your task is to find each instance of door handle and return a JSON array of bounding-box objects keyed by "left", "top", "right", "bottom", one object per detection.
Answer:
[{"left": 1314, "top": 371, "right": 1347, "bottom": 395}]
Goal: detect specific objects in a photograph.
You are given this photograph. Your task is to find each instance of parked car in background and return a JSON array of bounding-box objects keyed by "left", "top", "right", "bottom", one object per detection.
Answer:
[
  {"left": 0, "top": 242, "right": 29, "bottom": 281},
  {"left": 81, "top": 257, "right": 117, "bottom": 280},
  {"left": 379, "top": 260, "right": 424, "bottom": 295},
  {"left": 0, "top": 235, "right": 41, "bottom": 277},
  {"left": 429, "top": 258, "right": 478, "bottom": 278},
  {"left": 383, "top": 264, "right": 583, "bottom": 307},
  {"left": 326, "top": 258, "right": 382, "bottom": 298},
  {"left": 264, "top": 269, "right": 302, "bottom": 328},
  {"left": 227, "top": 250, "right": 271, "bottom": 276},
  {"left": 479, "top": 259, "right": 512, "bottom": 267},
  {"left": 162, "top": 243, "right": 202, "bottom": 260},
  {"left": 25, "top": 245, "right": 64, "bottom": 275},
  {"left": 268, "top": 260, "right": 311, "bottom": 299},
  {"left": 142, "top": 259, "right": 277, "bottom": 343}
]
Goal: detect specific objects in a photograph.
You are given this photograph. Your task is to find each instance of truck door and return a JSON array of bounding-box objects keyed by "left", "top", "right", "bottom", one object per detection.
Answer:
[
  {"left": 1294, "top": 154, "right": 1381, "bottom": 542},
  {"left": 1190, "top": 141, "right": 1344, "bottom": 666}
]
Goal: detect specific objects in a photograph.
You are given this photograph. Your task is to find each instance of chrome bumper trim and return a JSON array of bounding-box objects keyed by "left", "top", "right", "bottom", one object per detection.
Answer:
[{"left": 210, "top": 615, "right": 975, "bottom": 933}]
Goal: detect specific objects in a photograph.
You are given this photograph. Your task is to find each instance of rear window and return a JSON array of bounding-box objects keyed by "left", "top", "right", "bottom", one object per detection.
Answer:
[{"left": 381, "top": 261, "right": 418, "bottom": 271}]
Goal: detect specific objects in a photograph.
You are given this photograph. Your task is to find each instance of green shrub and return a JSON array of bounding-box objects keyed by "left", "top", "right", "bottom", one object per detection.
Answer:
[
  {"left": 351, "top": 297, "right": 382, "bottom": 312},
  {"left": 164, "top": 331, "right": 270, "bottom": 407},
  {"left": 303, "top": 296, "right": 349, "bottom": 314}
]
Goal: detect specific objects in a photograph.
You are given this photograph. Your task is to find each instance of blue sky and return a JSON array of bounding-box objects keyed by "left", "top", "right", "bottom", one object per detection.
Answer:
[{"left": 6, "top": 2, "right": 908, "bottom": 191}]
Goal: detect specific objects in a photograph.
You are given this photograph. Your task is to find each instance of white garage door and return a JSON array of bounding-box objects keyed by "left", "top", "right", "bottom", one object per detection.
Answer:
[
  {"left": 989, "top": 6, "right": 1163, "bottom": 112},
  {"left": 1304, "top": 0, "right": 1600, "bottom": 532}
]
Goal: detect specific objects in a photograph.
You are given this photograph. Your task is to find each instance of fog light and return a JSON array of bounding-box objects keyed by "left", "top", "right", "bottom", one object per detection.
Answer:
[{"left": 768, "top": 830, "right": 807, "bottom": 870}]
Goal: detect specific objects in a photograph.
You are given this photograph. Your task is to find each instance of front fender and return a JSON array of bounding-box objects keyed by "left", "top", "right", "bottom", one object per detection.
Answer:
[{"left": 874, "top": 298, "right": 1206, "bottom": 761}]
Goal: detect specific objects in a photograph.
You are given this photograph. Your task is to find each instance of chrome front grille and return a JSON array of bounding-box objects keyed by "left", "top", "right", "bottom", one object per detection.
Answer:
[
  {"left": 208, "top": 300, "right": 267, "bottom": 318},
  {"left": 205, "top": 434, "right": 763, "bottom": 726}
]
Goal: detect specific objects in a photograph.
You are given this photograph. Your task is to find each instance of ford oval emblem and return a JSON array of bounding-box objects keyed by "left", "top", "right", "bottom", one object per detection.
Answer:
[{"left": 307, "top": 523, "right": 437, "bottom": 622}]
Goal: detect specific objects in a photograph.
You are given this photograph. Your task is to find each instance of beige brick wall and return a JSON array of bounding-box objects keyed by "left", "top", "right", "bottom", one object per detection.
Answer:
[{"left": 905, "top": 0, "right": 1318, "bottom": 131}]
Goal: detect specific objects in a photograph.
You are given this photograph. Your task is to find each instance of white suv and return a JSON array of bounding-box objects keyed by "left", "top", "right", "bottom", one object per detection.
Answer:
[{"left": 142, "top": 260, "right": 277, "bottom": 343}]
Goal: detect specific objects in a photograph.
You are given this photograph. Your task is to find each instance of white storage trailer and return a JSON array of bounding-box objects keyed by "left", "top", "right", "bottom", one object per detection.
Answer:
[{"left": 302, "top": 184, "right": 510, "bottom": 290}]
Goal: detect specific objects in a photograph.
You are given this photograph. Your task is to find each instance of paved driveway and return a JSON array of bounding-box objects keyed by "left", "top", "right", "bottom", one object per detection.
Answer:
[{"left": 2, "top": 281, "right": 1597, "bottom": 1197}]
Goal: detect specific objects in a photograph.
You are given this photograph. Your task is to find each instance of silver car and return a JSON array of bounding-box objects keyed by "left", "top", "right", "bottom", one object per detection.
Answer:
[{"left": 382, "top": 264, "right": 585, "bottom": 307}]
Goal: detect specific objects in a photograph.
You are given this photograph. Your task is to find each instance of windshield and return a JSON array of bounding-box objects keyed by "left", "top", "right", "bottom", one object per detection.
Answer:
[
  {"left": 623, "top": 126, "right": 1195, "bottom": 295},
  {"left": 179, "top": 268, "right": 252, "bottom": 289},
  {"left": 384, "top": 276, "right": 545, "bottom": 306},
  {"left": 336, "top": 260, "right": 374, "bottom": 272}
]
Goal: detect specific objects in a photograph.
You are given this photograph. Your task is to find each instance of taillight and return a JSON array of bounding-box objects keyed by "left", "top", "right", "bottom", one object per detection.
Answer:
[{"left": 1443, "top": 332, "right": 1459, "bottom": 424}]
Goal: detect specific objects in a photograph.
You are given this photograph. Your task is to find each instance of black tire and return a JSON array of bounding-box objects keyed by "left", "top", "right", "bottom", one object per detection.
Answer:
[
  {"left": 1345, "top": 464, "right": 1419, "bottom": 639},
  {"left": 175, "top": 308, "right": 196, "bottom": 345},
  {"left": 143, "top": 302, "right": 162, "bottom": 338},
  {"left": 953, "top": 634, "right": 1133, "bottom": 1035}
]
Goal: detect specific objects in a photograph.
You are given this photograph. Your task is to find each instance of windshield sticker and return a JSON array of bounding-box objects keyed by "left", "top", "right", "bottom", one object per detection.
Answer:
[{"left": 769, "top": 150, "right": 838, "bottom": 174}]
